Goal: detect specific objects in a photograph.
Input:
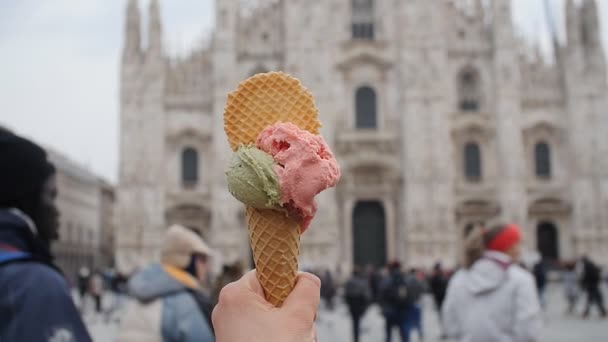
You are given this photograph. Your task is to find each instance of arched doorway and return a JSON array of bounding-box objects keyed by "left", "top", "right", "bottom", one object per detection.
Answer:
[
  {"left": 353, "top": 201, "right": 386, "bottom": 267},
  {"left": 537, "top": 221, "right": 559, "bottom": 260}
]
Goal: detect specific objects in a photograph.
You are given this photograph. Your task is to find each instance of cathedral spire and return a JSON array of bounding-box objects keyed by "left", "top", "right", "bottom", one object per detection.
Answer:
[
  {"left": 148, "top": 0, "right": 163, "bottom": 56},
  {"left": 123, "top": 0, "right": 141, "bottom": 60},
  {"left": 565, "top": 0, "right": 580, "bottom": 46},
  {"left": 580, "top": 0, "right": 601, "bottom": 47},
  {"left": 491, "top": 0, "right": 514, "bottom": 47}
]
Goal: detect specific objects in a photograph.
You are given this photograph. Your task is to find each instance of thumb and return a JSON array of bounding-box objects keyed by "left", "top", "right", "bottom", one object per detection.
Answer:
[{"left": 283, "top": 272, "right": 321, "bottom": 316}]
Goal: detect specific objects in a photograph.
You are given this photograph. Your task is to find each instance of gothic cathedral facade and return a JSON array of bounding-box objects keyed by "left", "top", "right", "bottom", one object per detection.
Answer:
[{"left": 117, "top": 0, "right": 608, "bottom": 273}]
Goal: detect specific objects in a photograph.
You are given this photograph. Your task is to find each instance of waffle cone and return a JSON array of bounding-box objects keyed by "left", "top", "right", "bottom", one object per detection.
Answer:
[
  {"left": 246, "top": 206, "right": 300, "bottom": 307},
  {"left": 225, "top": 72, "right": 319, "bottom": 306},
  {"left": 224, "top": 71, "right": 321, "bottom": 151}
]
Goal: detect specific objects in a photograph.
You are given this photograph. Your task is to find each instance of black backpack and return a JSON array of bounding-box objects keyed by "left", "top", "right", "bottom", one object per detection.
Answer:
[
  {"left": 345, "top": 277, "right": 370, "bottom": 302},
  {"left": 385, "top": 273, "right": 423, "bottom": 310}
]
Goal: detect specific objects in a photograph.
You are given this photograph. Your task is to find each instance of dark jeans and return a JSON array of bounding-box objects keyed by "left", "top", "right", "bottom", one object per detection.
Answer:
[
  {"left": 384, "top": 308, "right": 409, "bottom": 342},
  {"left": 583, "top": 286, "right": 607, "bottom": 317},
  {"left": 409, "top": 304, "right": 423, "bottom": 340}
]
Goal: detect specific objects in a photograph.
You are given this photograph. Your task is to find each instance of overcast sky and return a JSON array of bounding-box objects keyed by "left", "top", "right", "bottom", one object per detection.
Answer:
[{"left": 0, "top": 0, "right": 606, "bottom": 183}]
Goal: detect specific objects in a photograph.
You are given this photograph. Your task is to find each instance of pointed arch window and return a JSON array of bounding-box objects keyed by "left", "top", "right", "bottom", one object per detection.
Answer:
[
  {"left": 352, "top": 0, "right": 374, "bottom": 40},
  {"left": 355, "top": 86, "right": 377, "bottom": 129},
  {"left": 534, "top": 142, "right": 551, "bottom": 179},
  {"left": 181, "top": 147, "right": 199, "bottom": 186},
  {"left": 458, "top": 67, "right": 481, "bottom": 112},
  {"left": 464, "top": 142, "right": 482, "bottom": 182}
]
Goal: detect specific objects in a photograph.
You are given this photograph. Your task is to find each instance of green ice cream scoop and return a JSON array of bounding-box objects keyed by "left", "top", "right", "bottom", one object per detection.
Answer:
[{"left": 226, "top": 145, "right": 282, "bottom": 209}]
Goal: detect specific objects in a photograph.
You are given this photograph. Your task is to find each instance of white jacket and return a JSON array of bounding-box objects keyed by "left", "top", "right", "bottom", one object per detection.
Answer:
[{"left": 442, "top": 251, "right": 542, "bottom": 342}]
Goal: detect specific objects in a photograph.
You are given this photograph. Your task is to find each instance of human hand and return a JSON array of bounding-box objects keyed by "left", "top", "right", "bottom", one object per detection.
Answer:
[{"left": 212, "top": 270, "right": 321, "bottom": 342}]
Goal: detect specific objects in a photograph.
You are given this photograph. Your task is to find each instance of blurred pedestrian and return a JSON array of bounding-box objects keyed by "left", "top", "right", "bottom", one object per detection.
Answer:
[
  {"left": 77, "top": 266, "right": 91, "bottom": 310},
  {"left": 89, "top": 271, "right": 104, "bottom": 314},
  {"left": 429, "top": 262, "right": 448, "bottom": 316},
  {"left": 0, "top": 131, "right": 91, "bottom": 341},
  {"left": 320, "top": 268, "right": 336, "bottom": 310},
  {"left": 442, "top": 223, "right": 541, "bottom": 342},
  {"left": 408, "top": 268, "right": 425, "bottom": 341},
  {"left": 580, "top": 256, "right": 606, "bottom": 318},
  {"left": 533, "top": 259, "right": 548, "bottom": 308},
  {"left": 379, "top": 261, "right": 424, "bottom": 342},
  {"left": 344, "top": 265, "right": 372, "bottom": 342},
  {"left": 367, "top": 264, "right": 382, "bottom": 302},
  {"left": 562, "top": 261, "right": 579, "bottom": 314},
  {"left": 117, "top": 225, "right": 215, "bottom": 341}
]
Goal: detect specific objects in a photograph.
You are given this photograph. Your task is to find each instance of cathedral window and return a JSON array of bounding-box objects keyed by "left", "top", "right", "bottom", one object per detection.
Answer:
[
  {"left": 355, "top": 86, "right": 377, "bottom": 129},
  {"left": 352, "top": 0, "right": 374, "bottom": 40},
  {"left": 464, "top": 142, "right": 482, "bottom": 182},
  {"left": 458, "top": 67, "right": 481, "bottom": 112},
  {"left": 181, "top": 147, "right": 199, "bottom": 186},
  {"left": 534, "top": 142, "right": 551, "bottom": 179}
]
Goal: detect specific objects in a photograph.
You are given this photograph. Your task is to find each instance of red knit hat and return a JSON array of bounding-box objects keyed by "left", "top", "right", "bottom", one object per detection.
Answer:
[{"left": 486, "top": 224, "right": 522, "bottom": 252}]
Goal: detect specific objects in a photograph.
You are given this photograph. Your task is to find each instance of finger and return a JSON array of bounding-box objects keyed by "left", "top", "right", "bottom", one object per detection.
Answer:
[{"left": 283, "top": 272, "right": 321, "bottom": 317}]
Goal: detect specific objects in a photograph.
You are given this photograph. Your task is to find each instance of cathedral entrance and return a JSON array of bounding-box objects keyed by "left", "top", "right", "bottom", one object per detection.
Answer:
[
  {"left": 352, "top": 201, "right": 386, "bottom": 267},
  {"left": 537, "top": 221, "right": 559, "bottom": 260}
]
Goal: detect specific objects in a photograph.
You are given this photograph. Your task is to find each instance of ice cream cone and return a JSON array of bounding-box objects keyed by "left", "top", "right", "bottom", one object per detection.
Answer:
[
  {"left": 224, "top": 72, "right": 320, "bottom": 306},
  {"left": 246, "top": 207, "right": 300, "bottom": 307}
]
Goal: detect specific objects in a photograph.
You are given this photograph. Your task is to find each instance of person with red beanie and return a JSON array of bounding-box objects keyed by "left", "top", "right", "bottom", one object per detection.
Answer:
[{"left": 441, "top": 223, "right": 541, "bottom": 342}]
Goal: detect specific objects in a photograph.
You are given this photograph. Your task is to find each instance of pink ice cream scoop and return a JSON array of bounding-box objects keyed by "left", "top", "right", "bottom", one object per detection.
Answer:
[{"left": 256, "top": 122, "right": 341, "bottom": 232}]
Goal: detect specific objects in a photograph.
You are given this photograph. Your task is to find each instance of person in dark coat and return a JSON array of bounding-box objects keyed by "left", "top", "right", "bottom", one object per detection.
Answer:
[
  {"left": 320, "top": 268, "right": 336, "bottom": 311},
  {"left": 0, "top": 131, "right": 91, "bottom": 341},
  {"left": 367, "top": 264, "right": 382, "bottom": 302},
  {"left": 344, "top": 265, "right": 372, "bottom": 342},
  {"left": 580, "top": 256, "right": 607, "bottom": 318},
  {"left": 77, "top": 266, "right": 90, "bottom": 311},
  {"left": 379, "top": 261, "right": 424, "bottom": 342},
  {"left": 532, "top": 260, "right": 548, "bottom": 308},
  {"left": 429, "top": 262, "right": 448, "bottom": 314}
]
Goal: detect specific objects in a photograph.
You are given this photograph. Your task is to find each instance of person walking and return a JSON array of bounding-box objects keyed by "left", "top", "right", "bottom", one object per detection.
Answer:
[
  {"left": 442, "top": 223, "right": 541, "bottom": 342},
  {"left": 77, "top": 266, "right": 91, "bottom": 311},
  {"left": 379, "top": 261, "right": 424, "bottom": 342},
  {"left": 562, "top": 261, "right": 579, "bottom": 314},
  {"left": 0, "top": 130, "right": 91, "bottom": 341},
  {"left": 429, "top": 262, "right": 448, "bottom": 316},
  {"left": 367, "top": 264, "right": 382, "bottom": 302},
  {"left": 89, "top": 271, "right": 104, "bottom": 314},
  {"left": 580, "top": 256, "right": 607, "bottom": 318},
  {"left": 117, "top": 225, "right": 215, "bottom": 342},
  {"left": 407, "top": 269, "right": 426, "bottom": 341},
  {"left": 320, "top": 268, "right": 336, "bottom": 311},
  {"left": 533, "top": 260, "right": 548, "bottom": 308},
  {"left": 344, "top": 265, "right": 372, "bottom": 342}
]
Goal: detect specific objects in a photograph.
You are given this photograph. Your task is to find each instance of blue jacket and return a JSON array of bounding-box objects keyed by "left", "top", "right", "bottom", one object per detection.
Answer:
[
  {"left": 117, "top": 263, "right": 215, "bottom": 342},
  {"left": 0, "top": 209, "right": 92, "bottom": 342}
]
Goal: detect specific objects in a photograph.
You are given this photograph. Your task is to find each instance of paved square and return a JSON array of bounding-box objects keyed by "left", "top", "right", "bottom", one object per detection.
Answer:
[{"left": 86, "top": 284, "right": 608, "bottom": 341}]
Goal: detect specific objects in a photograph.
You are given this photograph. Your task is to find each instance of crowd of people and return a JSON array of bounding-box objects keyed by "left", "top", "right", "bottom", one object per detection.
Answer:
[
  {"left": 316, "top": 224, "right": 607, "bottom": 342},
  {"left": 1, "top": 129, "right": 607, "bottom": 342}
]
